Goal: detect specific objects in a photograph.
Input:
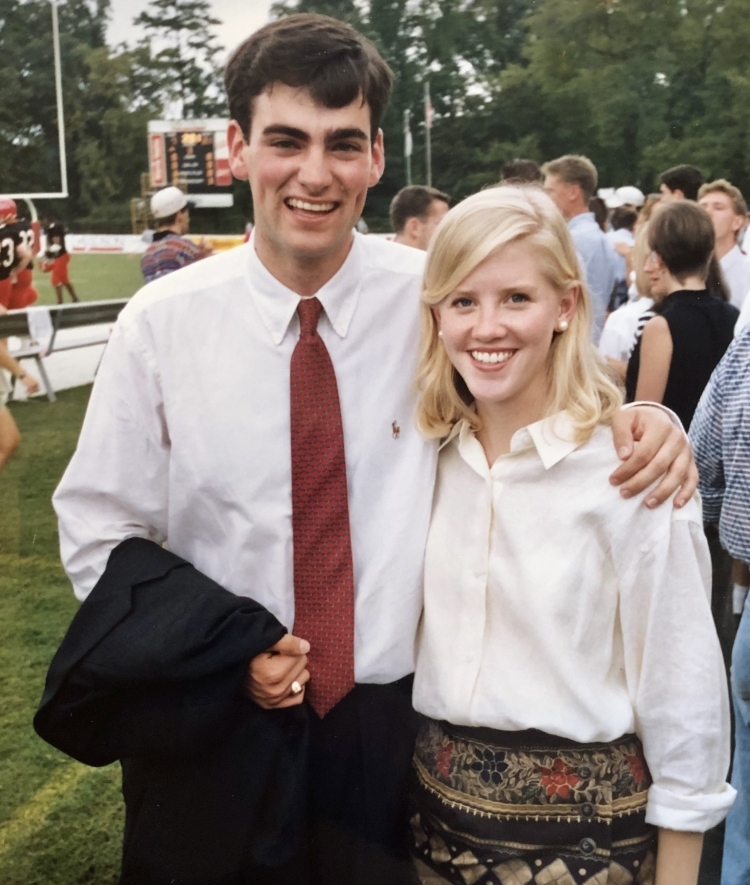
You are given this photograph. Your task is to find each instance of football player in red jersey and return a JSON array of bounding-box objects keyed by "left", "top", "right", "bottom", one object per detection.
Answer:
[{"left": 0, "top": 198, "right": 38, "bottom": 310}]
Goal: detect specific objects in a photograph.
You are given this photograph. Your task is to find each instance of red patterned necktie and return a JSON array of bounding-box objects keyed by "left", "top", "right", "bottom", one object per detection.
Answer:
[{"left": 290, "top": 297, "right": 355, "bottom": 717}]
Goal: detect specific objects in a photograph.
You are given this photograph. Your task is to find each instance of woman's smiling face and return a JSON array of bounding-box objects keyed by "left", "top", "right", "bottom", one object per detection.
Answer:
[{"left": 433, "top": 238, "right": 577, "bottom": 416}]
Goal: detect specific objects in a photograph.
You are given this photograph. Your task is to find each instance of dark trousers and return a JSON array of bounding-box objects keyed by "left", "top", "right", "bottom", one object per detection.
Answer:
[
  {"left": 251, "top": 676, "right": 420, "bottom": 885},
  {"left": 121, "top": 677, "right": 419, "bottom": 885}
]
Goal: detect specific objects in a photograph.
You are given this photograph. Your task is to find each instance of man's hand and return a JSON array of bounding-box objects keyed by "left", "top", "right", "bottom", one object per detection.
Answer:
[
  {"left": 246, "top": 633, "right": 311, "bottom": 709},
  {"left": 609, "top": 406, "right": 698, "bottom": 508}
]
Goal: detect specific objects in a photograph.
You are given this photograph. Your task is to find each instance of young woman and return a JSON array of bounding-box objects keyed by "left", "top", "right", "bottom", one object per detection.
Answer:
[
  {"left": 410, "top": 186, "right": 734, "bottom": 885},
  {"left": 626, "top": 201, "right": 738, "bottom": 430}
]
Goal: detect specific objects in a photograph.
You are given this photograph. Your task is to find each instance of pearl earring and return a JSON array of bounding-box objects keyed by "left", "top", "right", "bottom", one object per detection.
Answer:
[
  {"left": 557, "top": 321, "right": 569, "bottom": 332},
  {"left": 438, "top": 330, "right": 444, "bottom": 338}
]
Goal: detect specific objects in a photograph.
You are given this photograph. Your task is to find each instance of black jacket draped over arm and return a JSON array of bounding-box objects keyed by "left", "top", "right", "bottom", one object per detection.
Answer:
[{"left": 34, "top": 537, "right": 309, "bottom": 884}]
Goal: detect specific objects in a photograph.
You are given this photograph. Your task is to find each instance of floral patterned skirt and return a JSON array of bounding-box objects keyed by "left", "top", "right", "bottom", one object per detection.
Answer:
[{"left": 410, "top": 719, "right": 656, "bottom": 885}]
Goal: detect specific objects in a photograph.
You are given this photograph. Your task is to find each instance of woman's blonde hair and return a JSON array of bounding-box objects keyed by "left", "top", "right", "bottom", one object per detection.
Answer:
[{"left": 416, "top": 185, "right": 623, "bottom": 441}]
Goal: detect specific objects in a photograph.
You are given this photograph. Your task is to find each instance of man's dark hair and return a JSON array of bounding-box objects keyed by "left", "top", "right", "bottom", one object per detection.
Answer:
[
  {"left": 610, "top": 206, "right": 638, "bottom": 231},
  {"left": 500, "top": 158, "right": 543, "bottom": 185},
  {"left": 648, "top": 201, "right": 714, "bottom": 282},
  {"left": 589, "top": 196, "right": 608, "bottom": 232},
  {"left": 659, "top": 164, "right": 704, "bottom": 201},
  {"left": 389, "top": 186, "right": 450, "bottom": 234},
  {"left": 156, "top": 213, "right": 179, "bottom": 228},
  {"left": 224, "top": 14, "right": 393, "bottom": 141}
]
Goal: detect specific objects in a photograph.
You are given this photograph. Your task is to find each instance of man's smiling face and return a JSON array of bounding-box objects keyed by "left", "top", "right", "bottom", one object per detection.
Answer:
[{"left": 228, "top": 83, "right": 384, "bottom": 286}]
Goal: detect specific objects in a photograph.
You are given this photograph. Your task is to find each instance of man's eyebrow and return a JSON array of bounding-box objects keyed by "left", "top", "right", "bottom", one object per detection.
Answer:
[
  {"left": 260, "top": 125, "right": 369, "bottom": 143},
  {"left": 262, "top": 125, "right": 310, "bottom": 141},
  {"left": 326, "top": 128, "right": 368, "bottom": 142}
]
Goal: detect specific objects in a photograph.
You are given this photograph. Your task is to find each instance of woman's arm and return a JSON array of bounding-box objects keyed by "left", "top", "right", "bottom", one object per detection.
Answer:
[
  {"left": 655, "top": 829, "right": 703, "bottom": 885},
  {"left": 635, "top": 316, "right": 673, "bottom": 403}
]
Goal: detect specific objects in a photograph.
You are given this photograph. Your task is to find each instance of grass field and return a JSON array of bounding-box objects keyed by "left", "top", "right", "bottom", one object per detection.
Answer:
[
  {"left": 0, "top": 388, "right": 123, "bottom": 883},
  {"left": 32, "top": 254, "right": 144, "bottom": 305}
]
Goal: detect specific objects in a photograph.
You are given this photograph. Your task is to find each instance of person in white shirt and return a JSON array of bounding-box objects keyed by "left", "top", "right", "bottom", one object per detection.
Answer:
[
  {"left": 698, "top": 179, "right": 750, "bottom": 310},
  {"left": 599, "top": 221, "right": 655, "bottom": 377},
  {"left": 410, "top": 186, "right": 733, "bottom": 885},
  {"left": 49, "top": 14, "right": 699, "bottom": 885}
]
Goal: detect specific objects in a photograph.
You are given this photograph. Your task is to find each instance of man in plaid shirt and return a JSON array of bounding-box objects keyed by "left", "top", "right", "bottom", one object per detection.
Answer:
[
  {"left": 141, "top": 187, "right": 211, "bottom": 283},
  {"left": 690, "top": 326, "right": 750, "bottom": 885}
]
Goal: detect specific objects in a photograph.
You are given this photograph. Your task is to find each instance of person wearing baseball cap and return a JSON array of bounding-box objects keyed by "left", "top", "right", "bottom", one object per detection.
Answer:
[{"left": 140, "top": 186, "right": 210, "bottom": 283}]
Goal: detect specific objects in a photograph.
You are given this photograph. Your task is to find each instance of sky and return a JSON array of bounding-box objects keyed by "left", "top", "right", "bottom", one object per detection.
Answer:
[{"left": 107, "top": 0, "right": 276, "bottom": 59}]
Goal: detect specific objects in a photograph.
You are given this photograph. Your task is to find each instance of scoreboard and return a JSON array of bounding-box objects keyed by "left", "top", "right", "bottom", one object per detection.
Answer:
[{"left": 148, "top": 119, "right": 233, "bottom": 208}]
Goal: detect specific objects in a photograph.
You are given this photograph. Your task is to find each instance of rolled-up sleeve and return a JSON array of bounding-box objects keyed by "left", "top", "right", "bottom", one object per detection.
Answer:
[
  {"left": 617, "top": 508, "right": 735, "bottom": 831},
  {"left": 53, "top": 312, "right": 170, "bottom": 600}
]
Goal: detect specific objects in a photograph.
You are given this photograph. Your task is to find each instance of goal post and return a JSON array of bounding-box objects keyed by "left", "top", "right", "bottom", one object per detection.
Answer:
[{"left": 2, "top": 0, "right": 68, "bottom": 201}]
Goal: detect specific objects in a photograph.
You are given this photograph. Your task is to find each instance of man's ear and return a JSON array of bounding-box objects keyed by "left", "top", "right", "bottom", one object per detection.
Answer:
[
  {"left": 368, "top": 129, "right": 385, "bottom": 186},
  {"left": 405, "top": 215, "right": 421, "bottom": 243},
  {"left": 227, "top": 120, "right": 250, "bottom": 182}
]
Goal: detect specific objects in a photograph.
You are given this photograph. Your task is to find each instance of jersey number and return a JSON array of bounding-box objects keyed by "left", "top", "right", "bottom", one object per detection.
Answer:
[{"left": 0, "top": 238, "right": 14, "bottom": 269}]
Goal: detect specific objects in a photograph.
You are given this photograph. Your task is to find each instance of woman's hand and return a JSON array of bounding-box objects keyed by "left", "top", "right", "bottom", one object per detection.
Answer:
[{"left": 610, "top": 406, "right": 698, "bottom": 508}]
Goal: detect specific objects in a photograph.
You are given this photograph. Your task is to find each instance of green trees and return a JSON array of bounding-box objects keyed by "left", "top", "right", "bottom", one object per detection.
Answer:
[
  {"left": 2, "top": 0, "right": 750, "bottom": 231},
  {"left": 274, "top": 0, "right": 750, "bottom": 225}
]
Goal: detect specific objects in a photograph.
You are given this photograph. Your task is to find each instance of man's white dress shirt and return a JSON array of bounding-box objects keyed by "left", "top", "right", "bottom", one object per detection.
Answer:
[
  {"left": 720, "top": 244, "right": 750, "bottom": 310},
  {"left": 413, "top": 413, "right": 734, "bottom": 832},
  {"left": 53, "top": 234, "right": 437, "bottom": 684}
]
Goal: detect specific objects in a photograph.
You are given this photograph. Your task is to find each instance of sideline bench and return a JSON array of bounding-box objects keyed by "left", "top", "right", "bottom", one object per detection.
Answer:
[{"left": 0, "top": 299, "right": 129, "bottom": 402}]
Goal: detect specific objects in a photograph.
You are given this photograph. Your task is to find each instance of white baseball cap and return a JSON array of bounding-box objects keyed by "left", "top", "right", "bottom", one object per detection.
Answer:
[
  {"left": 151, "top": 186, "right": 193, "bottom": 219},
  {"left": 615, "top": 186, "right": 645, "bottom": 208}
]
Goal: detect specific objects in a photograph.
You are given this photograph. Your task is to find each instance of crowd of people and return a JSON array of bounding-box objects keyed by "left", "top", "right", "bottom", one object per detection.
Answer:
[{"left": 0, "top": 10, "right": 745, "bottom": 885}]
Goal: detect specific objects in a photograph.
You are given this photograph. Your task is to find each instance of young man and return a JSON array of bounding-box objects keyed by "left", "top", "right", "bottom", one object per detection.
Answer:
[
  {"left": 140, "top": 186, "right": 210, "bottom": 283},
  {"left": 48, "top": 15, "right": 697, "bottom": 885},
  {"left": 699, "top": 179, "right": 750, "bottom": 310},
  {"left": 543, "top": 154, "right": 616, "bottom": 342},
  {"left": 659, "top": 164, "right": 703, "bottom": 202},
  {"left": 389, "top": 185, "right": 450, "bottom": 250}
]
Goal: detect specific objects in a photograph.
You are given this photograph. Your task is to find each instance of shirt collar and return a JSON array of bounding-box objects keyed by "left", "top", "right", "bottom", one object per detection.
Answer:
[
  {"left": 445, "top": 411, "right": 584, "bottom": 476},
  {"left": 245, "top": 232, "right": 365, "bottom": 345},
  {"left": 721, "top": 244, "right": 743, "bottom": 270},
  {"left": 567, "top": 212, "right": 597, "bottom": 231}
]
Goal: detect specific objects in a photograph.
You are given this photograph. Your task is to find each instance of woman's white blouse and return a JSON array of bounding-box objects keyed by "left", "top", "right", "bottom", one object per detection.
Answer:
[{"left": 413, "top": 413, "right": 735, "bottom": 832}]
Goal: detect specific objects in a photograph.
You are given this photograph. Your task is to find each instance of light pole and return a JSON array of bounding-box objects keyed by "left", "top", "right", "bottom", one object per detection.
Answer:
[
  {"left": 424, "top": 81, "right": 432, "bottom": 187},
  {"left": 403, "top": 108, "right": 412, "bottom": 186}
]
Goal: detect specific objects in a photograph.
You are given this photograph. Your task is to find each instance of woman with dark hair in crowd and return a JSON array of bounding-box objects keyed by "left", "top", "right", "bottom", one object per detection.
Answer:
[{"left": 626, "top": 201, "right": 738, "bottom": 429}]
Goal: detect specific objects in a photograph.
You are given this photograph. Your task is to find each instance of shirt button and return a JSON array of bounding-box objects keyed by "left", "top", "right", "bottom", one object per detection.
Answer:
[
  {"left": 579, "top": 838, "right": 597, "bottom": 856},
  {"left": 577, "top": 765, "right": 592, "bottom": 779},
  {"left": 581, "top": 803, "right": 594, "bottom": 818}
]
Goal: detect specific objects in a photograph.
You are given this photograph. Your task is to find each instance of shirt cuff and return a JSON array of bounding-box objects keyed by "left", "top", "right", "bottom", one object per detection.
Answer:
[
  {"left": 623, "top": 401, "right": 686, "bottom": 433},
  {"left": 645, "top": 783, "right": 737, "bottom": 832},
  {"left": 699, "top": 491, "right": 724, "bottom": 525}
]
